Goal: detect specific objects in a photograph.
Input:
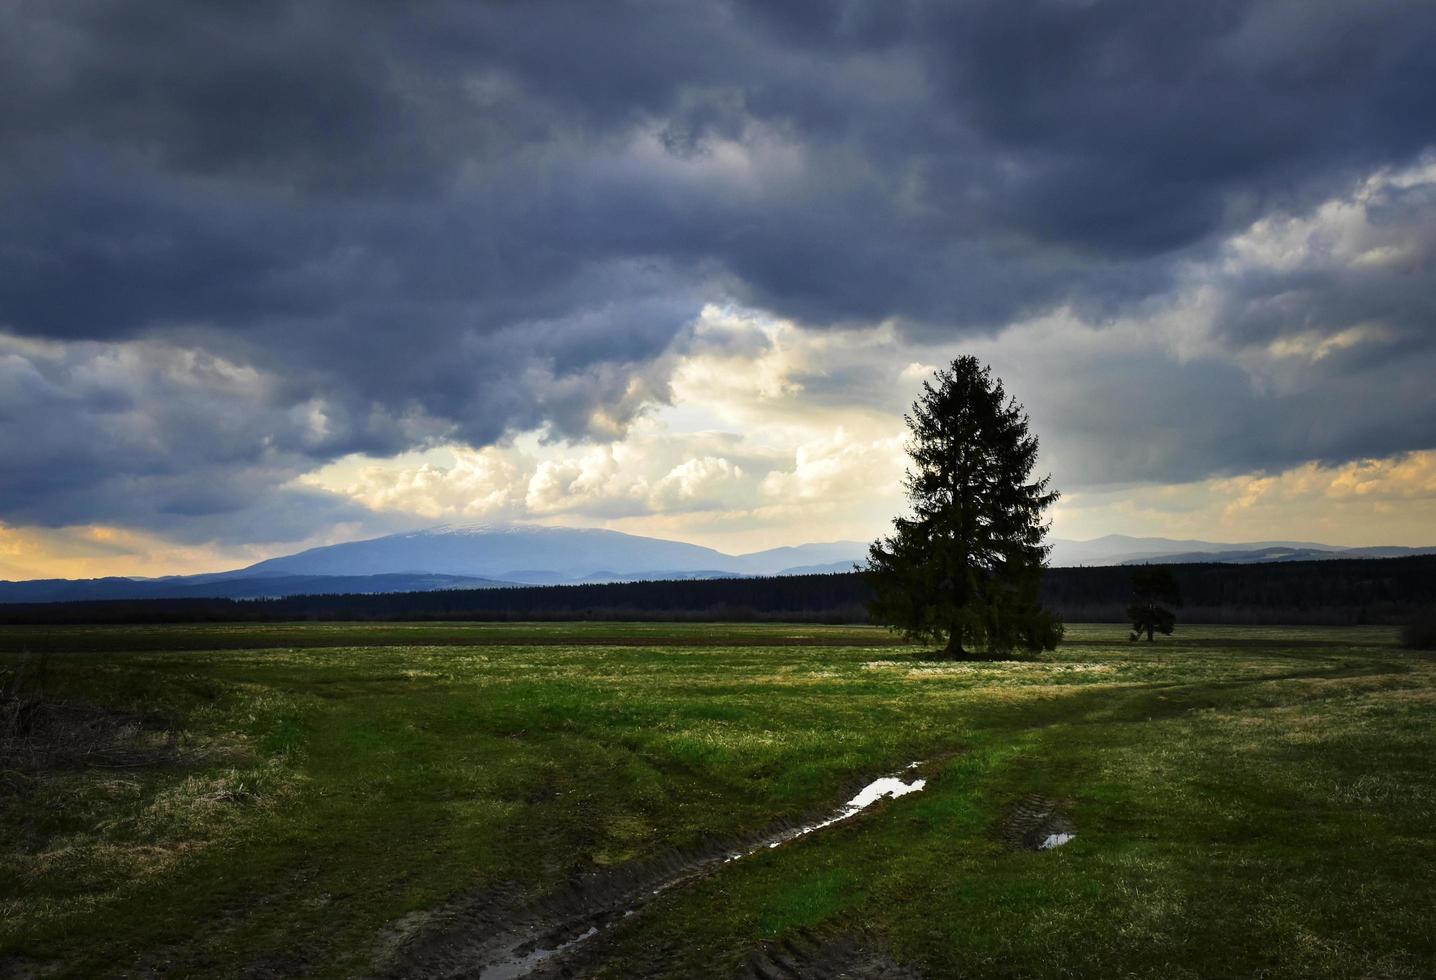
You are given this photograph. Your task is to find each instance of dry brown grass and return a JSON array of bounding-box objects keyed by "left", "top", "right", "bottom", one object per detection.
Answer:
[{"left": 2, "top": 655, "right": 181, "bottom": 797}]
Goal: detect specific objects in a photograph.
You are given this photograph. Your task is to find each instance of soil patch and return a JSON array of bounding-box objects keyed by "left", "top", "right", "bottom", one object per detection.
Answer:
[
  {"left": 237, "top": 952, "right": 311, "bottom": 979},
  {"left": 737, "top": 929, "right": 924, "bottom": 979},
  {"left": 0, "top": 954, "right": 60, "bottom": 979}
]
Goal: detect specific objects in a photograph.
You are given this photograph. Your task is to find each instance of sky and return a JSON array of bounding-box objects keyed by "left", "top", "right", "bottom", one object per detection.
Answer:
[{"left": 2, "top": 0, "right": 1435, "bottom": 580}]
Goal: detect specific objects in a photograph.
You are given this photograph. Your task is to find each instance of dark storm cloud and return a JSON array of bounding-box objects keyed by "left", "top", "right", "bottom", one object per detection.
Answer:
[
  {"left": 1007, "top": 335, "right": 1436, "bottom": 491},
  {"left": 0, "top": 334, "right": 418, "bottom": 542},
  {"left": 1, "top": 0, "right": 1434, "bottom": 533}
]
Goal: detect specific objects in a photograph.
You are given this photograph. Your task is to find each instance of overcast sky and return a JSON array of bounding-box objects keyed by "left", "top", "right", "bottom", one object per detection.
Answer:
[{"left": 3, "top": 0, "right": 1435, "bottom": 578}]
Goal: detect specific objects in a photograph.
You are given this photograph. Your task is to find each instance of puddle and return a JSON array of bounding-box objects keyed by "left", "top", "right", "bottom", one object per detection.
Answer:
[
  {"left": 472, "top": 764, "right": 927, "bottom": 980},
  {"left": 743, "top": 764, "right": 926, "bottom": 858}
]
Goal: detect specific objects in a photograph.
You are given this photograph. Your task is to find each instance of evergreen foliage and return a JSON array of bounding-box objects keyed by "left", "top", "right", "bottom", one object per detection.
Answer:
[
  {"left": 1128, "top": 566, "right": 1184, "bottom": 640},
  {"left": 866, "top": 356, "right": 1062, "bottom": 657},
  {"left": 1401, "top": 608, "right": 1436, "bottom": 650}
]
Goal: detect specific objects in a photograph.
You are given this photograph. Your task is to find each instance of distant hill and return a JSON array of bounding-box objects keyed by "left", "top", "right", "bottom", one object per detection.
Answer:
[
  {"left": 233, "top": 523, "right": 871, "bottom": 581},
  {"left": 235, "top": 524, "right": 736, "bottom": 580},
  {"left": 5, "top": 522, "right": 1432, "bottom": 605},
  {"left": 0, "top": 525, "right": 871, "bottom": 603},
  {"left": 1050, "top": 535, "right": 1436, "bottom": 567},
  {"left": 1120, "top": 546, "right": 1348, "bottom": 565},
  {"left": 0, "top": 572, "right": 512, "bottom": 604},
  {"left": 778, "top": 559, "right": 866, "bottom": 575},
  {"left": 734, "top": 542, "right": 869, "bottom": 573},
  {"left": 574, "top": 570, "right": 750, "bottom": 584}
]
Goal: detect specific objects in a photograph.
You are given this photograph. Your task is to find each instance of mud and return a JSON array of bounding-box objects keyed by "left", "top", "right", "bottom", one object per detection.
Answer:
[
  {"left": 0, "top": 954, "right": 60, "bottom": 979},
  {"left": 376, "top": 765, "right": 932, "bottom": 980},
  {"left": 1000, "top": 795, "right": 1076, "bottom": 851},
  {"left": 737, "top": 929, "right": 924, "bottom": 980},
  {"left": 236, "top": 953, "right": 311, "bottom": 979}
]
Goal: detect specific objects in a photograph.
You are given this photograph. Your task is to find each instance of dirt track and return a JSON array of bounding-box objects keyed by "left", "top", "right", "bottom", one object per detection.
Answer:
[{"left": 374, "top": 765, "right": 939, "bottom": 980}]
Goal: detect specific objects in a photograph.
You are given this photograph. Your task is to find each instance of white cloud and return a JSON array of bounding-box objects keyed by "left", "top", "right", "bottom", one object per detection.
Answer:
[
  {"left": 650, "top": 457, "right": 748, "bottom": 510},
  {"left": 525, "top": 445, "right": 650, "bottom": 515},
  {"left": 1225, "top": 158, "right": 1436, "bottom": 274},
  {"left": 293, "top": 303, "right": 922, "bottom": 552},
  {"left": 1264, "top": 323, "right": 1393, "bottom": 363},
  {"left": 305, "top": 445, "right": 526, "bottom": 520},
  {"left": 761, "top": 429, "right": 906, "bottom": 503}
]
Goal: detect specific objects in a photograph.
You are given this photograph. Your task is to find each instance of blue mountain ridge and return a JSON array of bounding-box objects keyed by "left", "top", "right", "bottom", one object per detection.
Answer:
[{"left": 3, "top": 524, "right": 1432, "bottom": 603}]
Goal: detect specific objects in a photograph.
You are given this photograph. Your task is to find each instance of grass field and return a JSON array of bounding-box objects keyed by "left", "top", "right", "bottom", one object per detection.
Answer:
[{"left": 2, "top": 622, "right": 1433, "bottom": 978}]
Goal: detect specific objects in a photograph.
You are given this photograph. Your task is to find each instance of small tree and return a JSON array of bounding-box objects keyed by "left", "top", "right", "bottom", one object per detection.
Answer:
[
  {"left": 867, "top": 356, "right": 1062, "bottom": 658},
  {"left": 1128, "top": 566, "right": 1182, "bottom": 641},
  {"left": 1400, "top": 608, "right": 1436, "bottom": 651}
]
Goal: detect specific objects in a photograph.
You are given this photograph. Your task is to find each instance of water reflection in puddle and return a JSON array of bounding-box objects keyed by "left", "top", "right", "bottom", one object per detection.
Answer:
[{"left": 735, "top": 764, "right": 927, "bottom": 859}]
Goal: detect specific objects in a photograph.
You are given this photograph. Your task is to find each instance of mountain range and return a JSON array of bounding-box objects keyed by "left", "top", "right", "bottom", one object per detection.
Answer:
[
  {"left": 1044, "top": 535, "right": 1436, "bottom": 567},
  {"left": 2, "top": 524, "right": 1432, "bottom": 604}
]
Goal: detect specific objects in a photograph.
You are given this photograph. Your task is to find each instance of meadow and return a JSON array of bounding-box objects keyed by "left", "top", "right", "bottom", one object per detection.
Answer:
[{"left": 2, "top": 622, "right": 1433, "bottom": 978}]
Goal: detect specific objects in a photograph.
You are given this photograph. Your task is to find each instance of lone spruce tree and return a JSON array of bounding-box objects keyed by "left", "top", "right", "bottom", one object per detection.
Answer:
[
  {"left": 867, "top": 357, "right": 1062, "bottom": 658},
  {"left": 1127, "top": 566, "right": 1182, "bottom": 641}
]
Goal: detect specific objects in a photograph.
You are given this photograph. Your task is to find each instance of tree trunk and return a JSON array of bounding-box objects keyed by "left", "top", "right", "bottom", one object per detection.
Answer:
[
  {"left": 1146, "top": 624, "right": 1155, "bottom": 641},
  {"left": 944, "top": 630, "right": 966, "bottom": 659}
]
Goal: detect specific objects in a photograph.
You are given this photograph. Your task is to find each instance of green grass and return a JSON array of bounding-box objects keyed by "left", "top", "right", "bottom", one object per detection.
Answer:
[{"left": 2, "top": 622, "right": 1432, "bottom": 978}]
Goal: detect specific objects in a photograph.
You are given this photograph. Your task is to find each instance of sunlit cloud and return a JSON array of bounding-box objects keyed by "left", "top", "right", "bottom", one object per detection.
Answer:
[
  {"left": 1057, "top": 451, "right": 1436, "bottom": 546},
  {"left": 0, "top": 522, "right": 359, "bottom": 580}
]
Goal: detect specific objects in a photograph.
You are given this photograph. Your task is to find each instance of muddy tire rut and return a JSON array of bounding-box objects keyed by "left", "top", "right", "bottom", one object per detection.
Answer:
[
  {"left": 737, "top": 929, "right": 924, "bottom": 980},
  {"left": 1000, "top": 794, "right": 1076, "bottom": 851},
  {"left": 374, "top": 764, "right": 936, "bottom": 980}
]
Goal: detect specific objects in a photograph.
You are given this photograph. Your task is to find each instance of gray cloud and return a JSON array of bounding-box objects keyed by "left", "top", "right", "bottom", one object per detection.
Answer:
[
  {"left": 0, "top": 334, "right": 418, "bottom": 541},
  {"left": 1015, "top": 340, "right": 1436, "bottom": 491},
  {"left": 1, "top": 0, "right": 1434, "bottom": 537}
]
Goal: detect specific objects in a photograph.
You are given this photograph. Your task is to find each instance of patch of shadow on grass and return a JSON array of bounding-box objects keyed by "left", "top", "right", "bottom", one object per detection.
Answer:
[
  {"left": 1001, "top": 795, "right": 1077, "bottom": 851},
  {"left": 737, "top": 928, "right": 924, "bottom": 979}
]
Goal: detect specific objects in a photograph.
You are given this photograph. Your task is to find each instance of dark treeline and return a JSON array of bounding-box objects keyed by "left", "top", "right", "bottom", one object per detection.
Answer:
[
  {"left": 0, "top": 574, "right": 872, "bottom": 625},
  {"left": 1, "top": 556, "right": 1433, "bottom": 626},
  {"left": 1041, "top": 556, "right": 1436, "bottom": 625}
]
